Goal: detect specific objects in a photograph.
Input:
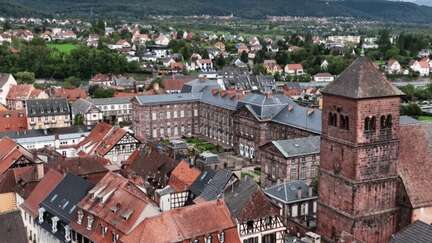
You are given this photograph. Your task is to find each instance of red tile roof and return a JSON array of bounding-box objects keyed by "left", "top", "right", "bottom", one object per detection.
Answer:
[
  {"left": 286, "top": 64, "right": 303, "bottom": 71},
  {"left": 90, "top": 74, "right": 112, "bottom": 83},
  {"left": 0, "top": 137, "right": 40, "bottom": 175},
  {"left": 162, "top": 78, "right": 191, "bottom": 91},
  {"left": 52, "top": 87, "right": 87, "bottom": 102},
  {"left": 77, "top": 123, "right": 119, "bottom": 156},
  {"left": 75, "top": 172, "right": 160, "bottom": 240},
  {"left": 168, "top": 160, "right": 201, "bottom": 192},
  {"left": 21, "top": 169, "right": 63, "bottom": 217},
  {"left": 0, "top": 110, "right": 27, "bottom": 132},
  {"left": 7, "top": 85, "right": 33, "bottom": 100},
  {"left": 121, "top": 200, "right": 240, "bottom": 243},
  {"left": 398, "top": 123, "right": 432, "bottom": 208}
]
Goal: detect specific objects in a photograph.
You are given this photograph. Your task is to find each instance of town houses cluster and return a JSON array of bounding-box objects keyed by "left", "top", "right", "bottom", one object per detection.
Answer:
[{"left": 0, "top": 56, "right": 432, "bottom": 243}]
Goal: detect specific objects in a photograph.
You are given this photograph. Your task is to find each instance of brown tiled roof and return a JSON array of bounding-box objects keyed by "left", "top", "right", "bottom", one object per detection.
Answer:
[
  {"left": 21, "top": 169, "right": 63, "bottom": 217},
  {"left": 75, "top": 172, "right": 159, "bottom": 239},
  {"left": 7, "top": 84, "right": 33, "bottom": 100},
  {"left": 321, "top": 57, "right": 404, "bottom": 99},
  {"left": 168, "top": 160, "right": 201, "bottom": 192},
  {"left": 78, "top": 123, "right": 139, "bottom": 158},
  {"left": 0, "top": 110, "right": 27, "bottom": 132},
  {"left": 52, "top": 87, "right": 87, "bottom": 102},
  {"left": 162, "top": 78, "right": 189, "bottom": 91},
  {"left": 122, "top": 146, "right": 178, "bottom": 186},
  {"left": 46, "top": 156, "right": 109, "bottom": 184},
  {"left": 121, "top": 200, "right": 240, "bottom": 243},
  {"left": 286, "top": 63, "right": 303, "bottom": 70},
  {"left": 0, "top": 166, "right": 40, "bottom": 199},
  {"left": 0, "top": 137, "right": 40, "bottom": 175},
  {"left": 224, "top": 177, "right": 280, "bottom": 222},
  {"left": 398, "top": 122, "right": 432, "bottom": 208}
]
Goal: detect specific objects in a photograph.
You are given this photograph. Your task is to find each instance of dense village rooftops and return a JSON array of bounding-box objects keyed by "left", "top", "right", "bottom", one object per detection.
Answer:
[
  {"left": 41, "top": 173, "right": 93, "bottom": 223},
  {"left": 26, "top": 98, "right": 70, "bottom": 117},
  {"left": 391, "top": 220, "right": 432, "bottom": 243},
  {"left": 269, "top": 136, "right": 321, "bottom": 158},
  {"left": 265, "top": 180, "right": 317, "bottom": 204},
  {"left": 321, "top": 57, "right": 404, "bottom": 99},
  {"left": 134, "top": 92, "right": 202, "bottom": 105}
]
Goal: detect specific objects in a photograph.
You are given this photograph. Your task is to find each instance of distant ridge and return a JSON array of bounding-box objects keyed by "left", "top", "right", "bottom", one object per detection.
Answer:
[{"left": 3, "top": 0, "right": 432, "bottom": 23}]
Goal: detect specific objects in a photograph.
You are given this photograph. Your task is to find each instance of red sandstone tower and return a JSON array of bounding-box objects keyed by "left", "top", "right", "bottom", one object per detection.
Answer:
[{"left": 317, "top": 57, "right": 404, "bottom": 243}]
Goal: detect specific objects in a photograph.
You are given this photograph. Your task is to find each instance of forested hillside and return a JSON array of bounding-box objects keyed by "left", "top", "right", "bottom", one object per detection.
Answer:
[{"left": 2, "top": 0, "right": 432, "bottom": 23}]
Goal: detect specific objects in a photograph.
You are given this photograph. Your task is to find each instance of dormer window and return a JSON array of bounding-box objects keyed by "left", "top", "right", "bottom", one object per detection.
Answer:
[
  {"left": 38, "top": 207, "right": 46, "bottom": 223},
  {"left": 87, "top": 215, "right": 94, "bottom": 230},
  {"left": 77, "top": 209, "right": 84, "bottom": 225},
  {"left": 51, "top": 216, "right": 59, "bottom": 233}
]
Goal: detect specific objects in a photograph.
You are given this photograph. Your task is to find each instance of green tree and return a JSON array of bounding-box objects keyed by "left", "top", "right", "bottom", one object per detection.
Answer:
[
  {"left": 15, "top": 71, "right": 35, "bottom": 84},
  {"left": 74, "top": 114, "right": 84, "bottom": 126}
]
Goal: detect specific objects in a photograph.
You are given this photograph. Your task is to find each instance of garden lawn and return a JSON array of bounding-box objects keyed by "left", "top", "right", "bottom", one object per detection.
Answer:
[
  {"left": 418, "top": 115, "right": 432, "bottom": 122},
  {"left": 47, "top": 43, "right": 78, "bottom": 54}
]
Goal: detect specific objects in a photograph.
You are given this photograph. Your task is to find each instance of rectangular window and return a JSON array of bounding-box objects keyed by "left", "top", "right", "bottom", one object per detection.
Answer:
[{"left": 152, "top": 112, "right": 157, "bottom": 120}]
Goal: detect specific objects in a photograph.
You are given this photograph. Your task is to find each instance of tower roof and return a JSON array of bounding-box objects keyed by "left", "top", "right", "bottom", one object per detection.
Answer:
[{"left": 321, "top": 57, "right": 404, "bottom": 99}]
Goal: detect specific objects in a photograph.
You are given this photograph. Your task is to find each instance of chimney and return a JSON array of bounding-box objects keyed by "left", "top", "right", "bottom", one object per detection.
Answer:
[
  {"left": 297, "top": 187, "right": 302, "bottom": 199},
  {"left": 36, "top": 163, "right": 44, "bottom": 180}
]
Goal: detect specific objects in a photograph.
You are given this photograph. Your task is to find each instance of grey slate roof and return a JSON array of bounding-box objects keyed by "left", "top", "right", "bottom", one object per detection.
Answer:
[
  {"left": 265, "top": 180, "right": 316, "bottom": 204},
  {"left": 0, "top": 210, "right": 28, "bottom": 243},
  {"left": 271, "top": 136, "right": 321, "bottom": 158},
  {"left": 135, "top": 92, "right": 202, "bottom": 105},
  {"left": 199, "top": 169, "right": 234, "bottom": 201},
  {"left": 0, "top": 73, "right": 12, "bottom": 87},
  {"left": 400, "top": 115, "right": 420, "bottom": 125},
  {"left": 88, "top": 97, "right": 132, "bottom": 106},
  {"left": 0, "top": 126, "right": 92, "bottom": 139},
  {"left": 189, "top": 169, "right": 216, "bottom": 196},
  {"left": 26, "top": 98, "right": 70, "bottom": 117},
  {"left": 240, "top": 93, "right": 291, "bottom": 121},
  {"left": 223, "top": 176, "right": 258, "bottom": 218},
  {"left": 391, "top": 220, "right": 432, "bottom": 243},
  {"left": 41, "top": 173, "right": 93, "bottom": 222},
  {"left": 71, "top": 98, "right": 99, "bottom": 115},
  {"left": 272, "top": 102, "right": 322, "bottom": 134},
  {"left": 181, "top": 78, "right": 219, "bottom": 93},
  {"left": 321, "top": 57, "right": 404, "bottom": 99},
  {"left": 200, "top": 87, "right": 240, "bottom": 110}
]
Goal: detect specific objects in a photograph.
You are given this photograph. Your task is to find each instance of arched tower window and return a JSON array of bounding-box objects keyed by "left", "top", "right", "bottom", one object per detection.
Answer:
[
  {"left": 329, "top": 112, "right": 338, "bottom": 127},
  {"left": 339, "top": 115, "right": 349, "bottom": 130},
  {"left": 365, "top": 116, "right": 376, "bottom": 132},
  {"left": 380, "top": 115, "right": 386, "bottom": 129},
  {"left": 386, "top": 115, "right": 392, "bottom": 128}
]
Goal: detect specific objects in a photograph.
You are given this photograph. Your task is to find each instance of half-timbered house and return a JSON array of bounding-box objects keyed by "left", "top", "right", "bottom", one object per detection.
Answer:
[
  {"left": 0, "top": 137, "right": 43, "bottom": 175},
  {"left": 224, "top": 177, "right": 286, "bottom": 243},
  {"left": 156, "top": 160, "right": 201, "bottom": 211},
  {"left": 76, "top": 123, "right": 141, "bottom": 165}
]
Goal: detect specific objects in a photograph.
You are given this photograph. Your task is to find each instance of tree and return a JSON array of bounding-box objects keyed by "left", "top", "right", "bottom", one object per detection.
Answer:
[
  {"left": 240, "top": 51, "right": 248, "bottom": 63},
  {"left": 64, "top": 76, "right": 81, "bottom": 88},
  {"left": 401, "top": 103, "right": 423, "bottom": 117},
  {"left": 15, "top": 71, "right": 35, "bottom": 84},
  {"left": 74, "top": 114, "right": 84, "bottom": 126},
  {"left": 93, "top": 87, "right": 115, "bottom": 98}
]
